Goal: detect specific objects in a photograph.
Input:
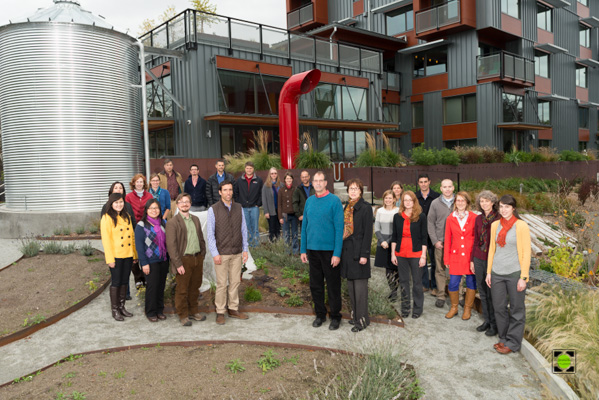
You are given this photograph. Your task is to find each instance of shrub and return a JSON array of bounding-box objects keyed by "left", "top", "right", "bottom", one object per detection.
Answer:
[
  {"left": 482, "top": 147, "right": 505, "bottom": 163},
  {"left": 53, "top": 227, "right": 63, "bottom": 236},
  {"left": 547, "top": 237, "right": 585, "bottom": 281},
  {"left": 530, "top": 146, "right": 559, "bottom": 162},
  {"left": 79, "top": 242, "right": 95, "bottom": 257},
  {"left": 503, "top": 148, "right": 523, "bottom": 165},
  {"left": 455, "top": 146, "right": 483, "bottom": 164},
  {"left": 295, "top": 150, "right": 331, "bottom": 169},
  {"left": 256, "top": 349, "right": 281, "bottom": 374},
  {"left": 61, "top": 226, "right": 72, "bottom": 236},
  {"left": 410, "top": 144, "right": 437, "bottom": 165},
  {"left": 559, "top": 150, "right": 588, "bottom": 161},
  {"left": 243, "top": 286, "right": 262, "bottom": 302},
  {"left": 75, "top": 226, "right": 86, "bottom": 235},
  {"left": 43, "top": 241, "right": 63, "bottom": 254},
  {"left": 224, "top": 129, "right": 281, "bottom": 173},
  {"left": 436, "top": 148, "right": 460, "bottom": 166},
  {"left": 285, "top": 293, "right": 304, "bottom": 307},
  {"left": 88, "top": 225, "right": 99, "bottom": 234},
  {"left": 577, "top": 179, "right": 599, "bottom": 205},
  {"left": 525, "top": 193, "right": 553, "bottom": 214},
  {"left": 276, "top": 287, "right": 291, "bottom": 297},
  {"left": 19, "top": 237, "right": 41, "bottom": 257},
  {"left": 368, "top": 277, "right": 398, "bottom": 319},
  {"left": 61, "top": 243, "right": 78, "bottom": 255}
]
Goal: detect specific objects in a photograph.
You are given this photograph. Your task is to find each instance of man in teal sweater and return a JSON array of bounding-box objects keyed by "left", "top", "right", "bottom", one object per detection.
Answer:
[{"left": 300, "top": 171, "right": 344, "bottom": 330}]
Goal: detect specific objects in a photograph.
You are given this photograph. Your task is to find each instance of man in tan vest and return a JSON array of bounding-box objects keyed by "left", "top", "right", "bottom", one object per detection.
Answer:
[{"left": 207, "top": 180, "right": 249, "bottom": 325}]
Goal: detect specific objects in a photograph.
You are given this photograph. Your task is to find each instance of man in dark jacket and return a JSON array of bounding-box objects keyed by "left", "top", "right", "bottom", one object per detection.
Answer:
[
  {"left": 292, "top": 170, "right": 315, "bottom": 223},
  {"left": 234, "top": 161, "right": 263, "bottom": 247},
  {"left": 183, "top": 164, "right": 207, "bottom": 212},
  {"left": 206, "top": 159, "right": 235, "bottom": 206},
  {"left": 416, "top": 173, "right": 440, "bottom": 294}
]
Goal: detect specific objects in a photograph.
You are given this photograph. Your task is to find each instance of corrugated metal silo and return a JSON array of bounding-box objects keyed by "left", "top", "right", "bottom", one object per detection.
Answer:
[{"left": 0, "top": 0, "right": 144, "bottom": 211}]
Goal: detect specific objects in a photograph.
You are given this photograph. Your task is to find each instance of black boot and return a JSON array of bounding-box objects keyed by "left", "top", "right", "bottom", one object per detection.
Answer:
[
  {"left": 485, "top": 325, "right": 498, "bottom": 336},
  {"left": 118, "top": 285, "right": 133, "bottom": 317},
  {"left": 477, "top": 322, "right": 490, "bottom": 332},
  {"left": 110, "top": 287, "right": 124, "bottom": 321}
]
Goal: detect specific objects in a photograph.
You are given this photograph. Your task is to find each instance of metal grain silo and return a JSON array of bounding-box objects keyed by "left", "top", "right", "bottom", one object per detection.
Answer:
[{"left": 0, "top": 0, "right": 144, "bottom": 211}]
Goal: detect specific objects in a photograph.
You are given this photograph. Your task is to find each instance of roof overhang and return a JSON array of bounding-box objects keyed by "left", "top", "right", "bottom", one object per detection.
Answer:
[
  {"left": 308, "top": 23, "right": 406, "bottom": 51},
  {"left": 204, "top": 113, "right": 399, "bottom": 130},
  {"left": 497, "top": 122, "right": 552, "bottom": 130},
  {"left": 372, "top": 0, "right": 413, "bottom": 14},
  {"left": 534, "top": 43, "right": 567, "bottom": 54},
  {"left": 577, "top": 100, "right": 599, "bottom": 108},
  {"left": 538, "top": 93, "right": 570, "bottom": 101},
  {"left": 398, "top": 39, "right": 446, "bottom": 54},
  {"left": 576, "top": 58, "right": 599, "bottom": 68},
  {"left": 581, "top": 16, "right": 599, "bottom": 28},
  {"left": 141, "top": 119, "right": 175, "bottom": 131},
  {"left": 381, "top": 131, "right": 409, "bottom": 138},
  {"left": 539, "top": 0, "right": 570, "bottom": 8},
  {"left": 337, "top": 17, "right": 358, "bottom": 26}
]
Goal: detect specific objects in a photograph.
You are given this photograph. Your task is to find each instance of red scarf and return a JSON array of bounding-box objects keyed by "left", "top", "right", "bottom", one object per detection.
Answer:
[{"left": 496, "top": 217, "right": 517, "bottom": 247}]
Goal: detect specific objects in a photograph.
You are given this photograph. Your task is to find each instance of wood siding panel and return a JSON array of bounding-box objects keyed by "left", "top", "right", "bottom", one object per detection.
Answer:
[{"left": 442, "top": 122, "right": 478, "bottom": 140}]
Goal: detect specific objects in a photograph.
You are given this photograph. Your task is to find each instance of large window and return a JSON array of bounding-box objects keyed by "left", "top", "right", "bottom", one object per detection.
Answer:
[
  {"left": 412, "top": 102, "right": 424, "bottom": 128},
  {"left": 149, "top": 128, "right": 174, "bottom": 158},
  {"left": 147, "top": 75, "right": 173, "bottom": 118},
  {"left": 443, "top": 95, "right": 476, "bottom": 124},
  {"left": 413, "top": 48, "right": 448, "bottom": 78},
  {"left": 579, "top": 107, "right": 589, "bottom": 129},
  {"left": 316, "top": 130, "right": 368, "bottom": 161},
  {"left": 580, "top": 25, "right": 591, "bottom": 48},
  {"left": 503, "top": 93, "right": 523, "bottom": 122},
  {"left": 534, "top": 51, "right": 550, "bottom": 78},
  {"left": 217, "top": 70, "right": 285, "bottom": 114},
  {"left": 501, "top": 0, "right": 520, "bottom": 19},
  {"left": 576, "top": 65, "right": 588, "bottom": 88},
  {"left": 382, "top": 103, "right": 400, "bottom": 124},
  {"left": 537, "top": 4, "right": 552, "bottom": 32},
  {"left": 313, "top": 83, "right": 367, "bottom": 121},
  {"left": 578, "top": 0, "right": 588, "bottom": 6},
  {"left": 221, "top": 126, "right": 279, "bottom": 156},
  {"left": 538, "top": 101, "right": 550, "bottom": 125},
  {"left": 386, "top": 6, "right": 413, "bottom": 36}
]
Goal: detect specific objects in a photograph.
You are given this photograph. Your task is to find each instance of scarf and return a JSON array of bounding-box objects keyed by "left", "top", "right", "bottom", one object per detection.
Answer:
[
  {"left": 343, "top": 198, "right": 359, "bottom": 239},
  {"left": 149, "top": 186, "right": 162, "bottom": 200},
  {"left": 478, "top": 210, "right": 498, "bottom": 252},
  {"left": 147, "top": 216, "right": 167, "bottom": 259},
  {"left": 496, "top": 216, "right": 518, "bottom": 248},
  {"left": 286, "top": 184, "right": 293, "bottom": 190}
]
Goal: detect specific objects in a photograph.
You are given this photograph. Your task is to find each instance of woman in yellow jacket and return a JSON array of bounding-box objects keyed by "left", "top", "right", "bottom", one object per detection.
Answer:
[
  {"left": 101, "top": 193, "right": 138, "bottom": 321},
  {"left": 485, "top": 194, "right": 530, "bottom": 354}
]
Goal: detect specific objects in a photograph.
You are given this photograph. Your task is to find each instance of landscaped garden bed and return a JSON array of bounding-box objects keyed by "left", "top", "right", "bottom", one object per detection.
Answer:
[
  {"left": 0, "top": 342, "right": 423, "bottom": 399},
  {"left": 0, "top": 240, "right": 108, "bottom": 342}
]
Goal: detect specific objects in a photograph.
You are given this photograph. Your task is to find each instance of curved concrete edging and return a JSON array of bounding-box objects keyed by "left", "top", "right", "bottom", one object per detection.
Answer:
[
  {"left": 0, "top": 279, "right": 111, "bottom": 348},
  {"left": 520, "top": 339, "right": 580, "bottom": 400},
  {"left": 0, "top": 340, "right": 379, "bottom": 388}
]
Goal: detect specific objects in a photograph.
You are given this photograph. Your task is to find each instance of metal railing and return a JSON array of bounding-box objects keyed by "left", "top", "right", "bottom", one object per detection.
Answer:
[
  {"left": 139, "top": 9, "right": 382, "bottom": 74},
  {"left": 287, "top": 2, "right": 314, "bottom": 29},
  {"left": 416, "top": 0, "right": 460, "bottom": 34},
  {"left": 477, "top": 51, "right": 535, "bottom": 84}
]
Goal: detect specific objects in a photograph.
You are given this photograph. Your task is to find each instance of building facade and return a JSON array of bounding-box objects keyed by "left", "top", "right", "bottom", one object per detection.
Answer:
[{"left": 141, "top": 0, "right": 599, "bottom": 163}]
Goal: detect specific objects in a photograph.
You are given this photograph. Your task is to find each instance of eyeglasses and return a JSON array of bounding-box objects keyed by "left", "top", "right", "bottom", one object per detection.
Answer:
[
  {"left": 178, "top": 200, "right": 191, "bottom": 204},
  {"left": 348, "top": 187, "right": 360, "bottom": 192}
]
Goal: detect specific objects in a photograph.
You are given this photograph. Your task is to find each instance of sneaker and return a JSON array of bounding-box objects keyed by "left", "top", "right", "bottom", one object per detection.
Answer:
[
  {"left": 189, "top": 313, "right": 206, "bottom": 321},
  {"left": 216, "top": 314, "right": 226, "bottom": 325},
  {"left": 180, "top": 317, "right": 192, "bottom": 327}
]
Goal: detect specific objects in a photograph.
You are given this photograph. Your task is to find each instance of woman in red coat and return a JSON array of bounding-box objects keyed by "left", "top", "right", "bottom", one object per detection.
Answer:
[
  {"left": 444, "top": 191, "right": 477, "bottom": 320},
  {"left": 125, "top": 174, "right": 154, "bottom": 222}
]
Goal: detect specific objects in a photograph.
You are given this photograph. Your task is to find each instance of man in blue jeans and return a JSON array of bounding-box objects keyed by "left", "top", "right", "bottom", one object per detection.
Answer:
[{"left": 234, "top": 161, "right": 263, "bottom": 247}]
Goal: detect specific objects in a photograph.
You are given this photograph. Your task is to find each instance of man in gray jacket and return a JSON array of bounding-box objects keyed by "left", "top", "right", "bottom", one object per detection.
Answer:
[{"left": 427, "top": 179, "right": 455, "bottom": 308}]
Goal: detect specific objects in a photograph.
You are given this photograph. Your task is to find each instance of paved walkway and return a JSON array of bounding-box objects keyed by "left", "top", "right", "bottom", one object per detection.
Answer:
[
  {"left": 0, "top": 241, "right": 546, "bottom": 399},
  {"left": 0, "top": 239, "right": 24, "bottom": 271}
]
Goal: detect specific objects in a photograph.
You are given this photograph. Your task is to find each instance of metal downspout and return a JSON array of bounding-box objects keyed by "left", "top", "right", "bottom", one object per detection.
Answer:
[{"left": 135, "top": 39, "right": 151, "bottom": 179}]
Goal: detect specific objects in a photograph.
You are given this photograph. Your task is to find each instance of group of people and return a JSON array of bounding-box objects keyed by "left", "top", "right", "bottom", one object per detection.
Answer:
[{"left": 100, "top": 159, "right": 249, "bottom": 326}]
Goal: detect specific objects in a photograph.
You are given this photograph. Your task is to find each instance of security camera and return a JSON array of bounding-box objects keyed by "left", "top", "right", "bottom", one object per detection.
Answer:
[{"left": 187, "top": 120, "right": 192, "bottom": 125}]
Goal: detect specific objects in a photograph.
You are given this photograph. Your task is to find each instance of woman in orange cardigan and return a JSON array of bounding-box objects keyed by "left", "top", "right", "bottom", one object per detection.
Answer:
[
  {"left": 485, "top": 194, "right": 531, "bottom": 354},
  {"left": 443, "top": 192, "right": 477, "bottom": 320}
]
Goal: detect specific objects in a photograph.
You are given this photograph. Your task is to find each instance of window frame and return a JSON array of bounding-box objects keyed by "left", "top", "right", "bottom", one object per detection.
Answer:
[
  {"left": 534, "top": 51, "right": 550, "bottom": 78},
  {"left": 538, "top": 100, "right": 551, "bottom": 125},
  {"left": 576, "top": 65, "right": 588, "bottom": 88},
  {"left": 580, "top": 24, "right": 591, "bottom": 48},
  {"left": 537, "top": 3, "right": 552, "bottom": 32},
  {"left": 385, "top": 5, "right": 414, "bottom": 36},
  {"left": 578, "top": 107, "right": 589, "bottom": 129},
  {"left": 443, "top": 94, "right": 477, "bottom": 125},
  {"left": 501, "top": 0, "right": 520, "bottom": 19},
  {"left": 412, "top": 48, "right": 448, "bottom": 78},
  {"left": 502, "top": 92, "right": 524, "bottom": 122}
]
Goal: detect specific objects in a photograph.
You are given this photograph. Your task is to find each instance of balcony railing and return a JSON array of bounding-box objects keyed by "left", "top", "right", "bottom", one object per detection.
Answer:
[
  {"left": 416, "top": 0, "right": 461, "bottom": 34},
  {"left": 287, "top": 3, "right": 314, "bottom": 29},
  {"left": 139, "top": 9, "right": 383, "bottom": 74},
  {"left": 477, "top": 51, "right": 535, "bottom": 84}
]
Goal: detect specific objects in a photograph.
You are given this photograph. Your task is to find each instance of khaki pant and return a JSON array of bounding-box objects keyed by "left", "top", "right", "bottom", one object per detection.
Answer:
[
  {"left": 434, "top": 247, "right": 449, "bottom": 300},
  {"left": 175, "top": 253, "right": 204, "bottom": 319},
  {"left": 215, "top": 254, "right": 243, "bottom": 314}
]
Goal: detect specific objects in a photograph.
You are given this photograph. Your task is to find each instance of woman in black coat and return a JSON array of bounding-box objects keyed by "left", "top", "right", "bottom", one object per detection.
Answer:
[
  {"left": 391, "top": 190, "right": 428, "bottom": 319},
  {"left": 340, "top": 179, "right": 374, "bottom": 332}
]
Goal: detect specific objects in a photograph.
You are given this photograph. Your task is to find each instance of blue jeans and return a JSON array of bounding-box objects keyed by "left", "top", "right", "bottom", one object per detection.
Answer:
[
  {"left": 448, "top": 274, "right": 476, "bottom": 291},
  {"left": 281, "top": 214, "right": 299, "bottom": 255},
  {"left": 243, "top": 206, "right": 260, "bottom": 247}
]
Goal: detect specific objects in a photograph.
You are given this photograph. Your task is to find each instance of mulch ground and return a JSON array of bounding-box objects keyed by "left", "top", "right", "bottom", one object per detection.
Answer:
[
  {"left": 1, "top": 343, "right": 349, "bottom": 399},
  {"left": 0, "top": 251, "right": 108, "bottom": 338}
]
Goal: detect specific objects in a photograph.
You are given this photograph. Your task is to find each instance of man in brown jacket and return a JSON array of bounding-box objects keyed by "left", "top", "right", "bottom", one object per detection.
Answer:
[
  {"left": 158, "top": 159, "right": 184, "bottom": 218},
  {"left": 166, "top": 193, "right": 207, "bottom": 326}
]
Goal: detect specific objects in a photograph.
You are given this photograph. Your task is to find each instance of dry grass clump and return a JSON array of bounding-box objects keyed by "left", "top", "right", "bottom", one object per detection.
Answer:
[{"left": 224, "top": 129, "right": 281, "bottom": 173}]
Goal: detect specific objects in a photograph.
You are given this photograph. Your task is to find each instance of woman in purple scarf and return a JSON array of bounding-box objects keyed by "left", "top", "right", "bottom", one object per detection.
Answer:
[{"left": 134, "top": 199, "right": 169, "bottom": 322}]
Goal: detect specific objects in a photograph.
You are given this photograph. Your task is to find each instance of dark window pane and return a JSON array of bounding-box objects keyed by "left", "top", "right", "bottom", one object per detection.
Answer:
[
  {"left": 426, "top": 48, "right": 447, "bottom": 75},
  {"left": 464, "top": 95, "right": 477, "bottom": 122},
  {"left": 444, "top": 97, "right": 462, "bottom": 124},
  {"left": 413, "top": 53, "right": 425, "bottom": 78},
  {"left": 218, "top": 70, "right": 256, "bottom": 114},
  {"left": 412, "top": 102, "right": 424, "bottom": 128},
  {"left": 503, "top": 93, "right": 523, "bottom": 122}
]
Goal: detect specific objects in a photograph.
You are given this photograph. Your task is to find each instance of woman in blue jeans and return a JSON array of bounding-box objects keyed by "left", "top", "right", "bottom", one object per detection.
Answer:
[{"left": 278, "top": 173, "right": 299, "bottom": 254}]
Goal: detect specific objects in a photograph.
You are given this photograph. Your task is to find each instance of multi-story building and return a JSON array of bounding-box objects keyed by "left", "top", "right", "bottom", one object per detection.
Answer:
[{"left": 141, "top": 0, "right": 599, "bottom": 164}]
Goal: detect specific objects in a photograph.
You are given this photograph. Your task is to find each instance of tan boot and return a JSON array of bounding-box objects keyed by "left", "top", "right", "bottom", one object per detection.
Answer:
[
  {"left": 445, "top": 291, "right": 459, "bottom": 319},
  {"left": 462, "top": 288, "right": 476, "bottom": 320}
]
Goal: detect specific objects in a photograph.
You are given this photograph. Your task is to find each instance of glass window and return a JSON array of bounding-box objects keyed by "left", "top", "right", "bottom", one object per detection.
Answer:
[
  {"left": 580, "top": 25, "right": 591, "bottom": 48},
  {"left": 502, "top": 93, "right": 523, "bottom": 122},
  {"left": 538, "top": 101, "right": 550, "bottom": 125},
  {"left": 314, "top": 83, "right": 366, "bottom": 121},
  {"left": 534, "top": 51, "right": 550, "bottom": 78},
  {"left": 579, "top": 107, "right": 589, "bottom": 129},
  {"left": 342, "top": 86, "right": 368, "bottom": 120},
  {"left": 443, "top": 94, "right": 476, "bottom": 124},
  {"left": 578, "top": 0, "right": 588, "bottom": 6},
  {"left": 576, "top": 65, "right": 587, "bottom": 88},
  {"left": 317, "top": 129, "right": 330, "bottom": 155},
  {"left": 256, "top": 75, "right": 286, "bottom": 115},
  {"left": 539, "top": 139, "right": 551, "bottom": 147},
  {"left": 355, "top": 131, "right": 367, "bottom": 157},
  {"left": 464, "top": 94, "right": 476, "bottom": 122},
  {"left": 217, "top": 70, "right": 285, "bottom": 115},
  {"left": 146, "top": 75, "right": 174, "bottom": 118},
  {"left": 150, "top": 128, "right": 175, "bottom": 158},
  {"left": 579, "top": 141, "right": 588, "bottom": 151},
  {"left": 220, "top": 127, "right": 235, "bottom": 156},
  {"left": 412, "top": 102, "right": 424, "bottom": 128},
  {"left": 386, "top": 6, "right": 414, "bottom": 36},
  {"left": 501, "top": 0, "right": 520, "bottom": 19},
  {"left": 413, "top": 48, "right": 447, "bottom": 78},
  {"left": 314, "top": 84, "right": 341, "bottom": 119},
  {"left": 331, "top": 130, "right": 343, "bottom": 161},
  {"left": 383, "top": 103, "right": 400, "bottom": 124},
  {"left": 537, "top": 4, "right": 552, "bottom": 32},
  {"left": 344, "top": 131, "right": 356, "bottom": 161}
]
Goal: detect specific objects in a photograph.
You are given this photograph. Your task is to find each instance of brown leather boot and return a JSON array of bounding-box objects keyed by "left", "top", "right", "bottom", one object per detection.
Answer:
[
  {"left": 227, "top": 309, "right": 249, "bottom": 319},
  {"left": 445, "top": 291, "right": 459, "bottom": 319},
  {"left": 462, "top": 288, "right": 476, "bottom": 320},
  {"left": 118, "top": 285, "right": 134, "bottom": 317},
  {"left": 110, "top": 286, "right": 124, "bottom": 321}
]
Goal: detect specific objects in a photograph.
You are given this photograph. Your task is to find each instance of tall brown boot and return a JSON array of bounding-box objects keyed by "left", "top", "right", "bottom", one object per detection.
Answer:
[
  {"left": 118, "top": 285, "right": 134, "bottom": 317},
  {"left": 110, "top": 286, "right": 124, "bottom": 321},
  {"left": 445, "top": 291, "right": 459, "bottom": 319},
  {"left": 462, "top": 288, "right": 476, "bottom": 320}
]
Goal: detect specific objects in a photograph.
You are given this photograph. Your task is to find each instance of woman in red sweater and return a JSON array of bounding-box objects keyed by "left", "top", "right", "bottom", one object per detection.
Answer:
[
  {"left": 444, "top": 191, "right": 477, "bottom": 320},
  {"left": 125, "top": 174, "right": 154, "bottom": 222}
]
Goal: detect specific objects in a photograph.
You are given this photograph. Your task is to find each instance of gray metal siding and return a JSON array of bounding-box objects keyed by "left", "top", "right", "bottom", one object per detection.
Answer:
[
  {"left": 551, "top": 53, "right": 576, "bottom": 99},
  {"left": 476, "top": 0, "right": 501, "bottom": 30},
  {"left": 552, "top": 100, "right": 579, "bottom": 150},
  {"left": 447, "top": 30, "right": 477, "bottom": 88},
  {"left": 423, "top": 92, "right": 443, "bottom": 148},
  {"left": 521, "top": 0, "right": 537, "bottom": 43},
  {"left": 554, "top": 8, "right": 579, "bottom": 57},
  {"left": 476, "top": 83, "right": 502, "bottom": 147}
]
